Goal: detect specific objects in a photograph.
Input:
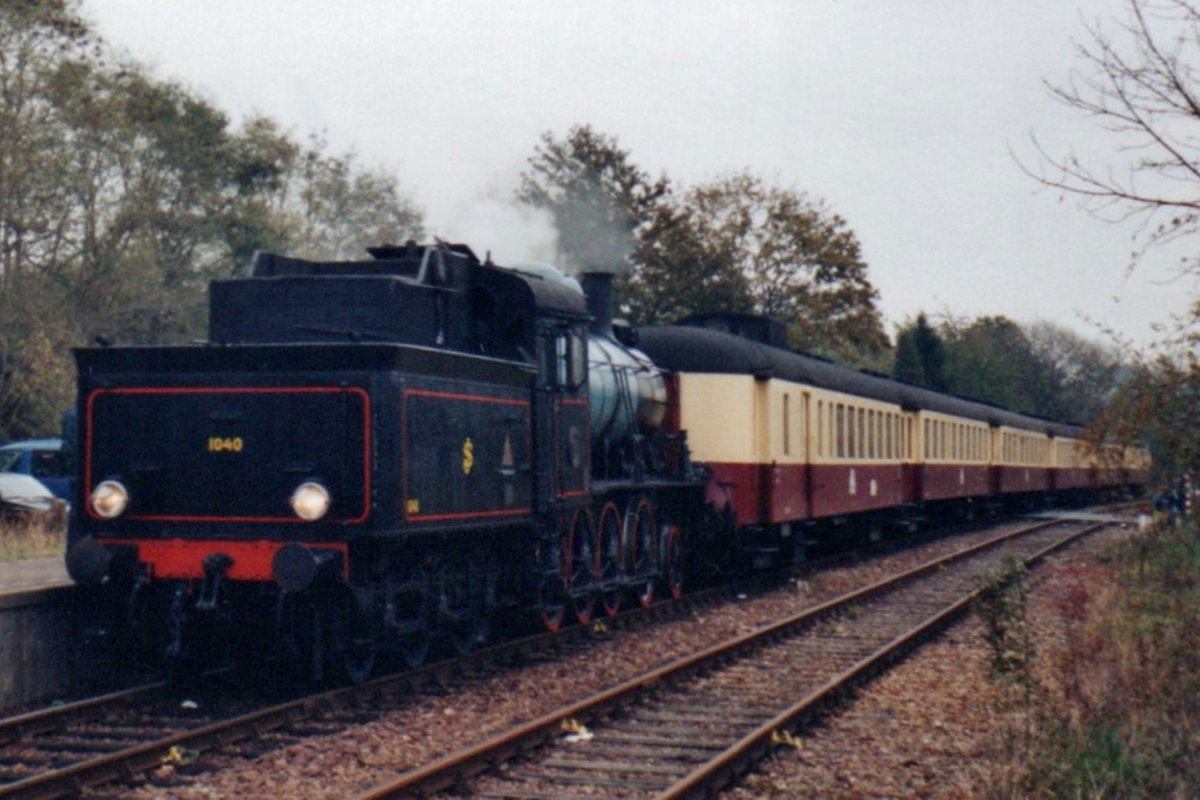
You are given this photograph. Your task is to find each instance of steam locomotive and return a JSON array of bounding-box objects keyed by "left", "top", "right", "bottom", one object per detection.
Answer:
[{"left": 64, "top": 242, "right": 1147, "bottom": 683}]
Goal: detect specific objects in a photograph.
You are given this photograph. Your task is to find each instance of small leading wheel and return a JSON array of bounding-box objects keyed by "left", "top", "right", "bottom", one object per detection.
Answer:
[
  {"left": 596, "top": 502, "right": 623, "bottom": 617},
  {"left": 624, "top": 497, "right": 657, "bottom": 607},
  {"left": 567, "top": 506, "right": 597, "bottom": 624},
  {"left": 662, "top": 524, "right": 685, "bottom": 601}
]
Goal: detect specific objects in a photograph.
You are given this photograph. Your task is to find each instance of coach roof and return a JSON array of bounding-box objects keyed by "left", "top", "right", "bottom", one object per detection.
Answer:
[{"left": 638, "top": 324, "right": 1085, "bottom": 438}]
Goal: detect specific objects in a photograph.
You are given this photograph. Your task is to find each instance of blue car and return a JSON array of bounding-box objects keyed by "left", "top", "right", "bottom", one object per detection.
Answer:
[{"left": 0, "top": 438, "right": 71, "bottom": 501}]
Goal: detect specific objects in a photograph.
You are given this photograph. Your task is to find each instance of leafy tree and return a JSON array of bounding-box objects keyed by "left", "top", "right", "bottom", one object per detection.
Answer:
[
  {"left": 1092, "top": 322, "right": 1200, "bottom": 479},
  {"left": 939, "top": 316, "right": 1054, "bottom": 416},
  {"left": 893, "top": 313, "right": 947, "bottom": 391},
  {"left": 0, "top": 0, "right": 90, "bottom": 287},
  {"left": 893, "top": 328, "right": 925, "bottom": 385},
  {"left": 279, "top": 133, "right": 425, "bottom": 261},
  {"left": 623, "top": 199, "right": 755, "bottom": 324},
  {"left": 932, "top": 315, "right": 1121, "bottom": 422},
  {"left": 650, "top": 173, "right": 888, "bottom": 360},
  {"left": 1025, "top": 320, "right": 1121, "bottom": 422}
]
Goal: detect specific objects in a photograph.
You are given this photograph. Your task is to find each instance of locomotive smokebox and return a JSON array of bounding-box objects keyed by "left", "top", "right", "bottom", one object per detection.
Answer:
[{"left": 580, "top": 271, "right": 667, "bottom": 442}]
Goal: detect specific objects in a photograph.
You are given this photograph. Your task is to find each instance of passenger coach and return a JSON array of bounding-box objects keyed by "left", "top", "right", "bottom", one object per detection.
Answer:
[{"left": 639, "top": 312, "right": 1146, "bottom": 557}]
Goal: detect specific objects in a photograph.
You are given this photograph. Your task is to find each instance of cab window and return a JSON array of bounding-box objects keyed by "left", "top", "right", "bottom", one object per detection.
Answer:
[{"left": 541, "top": 327, "right": 587, "bottom": 390}]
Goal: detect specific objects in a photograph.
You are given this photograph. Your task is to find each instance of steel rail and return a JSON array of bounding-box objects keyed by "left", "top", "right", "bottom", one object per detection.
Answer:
[
  {"left": 655, "top": 520, "right": 1105, "bottom": 799},
  {"left": 352, "top": 516, "right": 1102, "bottom": 799},
  {"left": 0, "top": 682, "right": 164, "bottom": 747}
]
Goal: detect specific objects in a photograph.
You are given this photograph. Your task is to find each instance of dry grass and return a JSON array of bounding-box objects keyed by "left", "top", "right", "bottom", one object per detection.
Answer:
[
  {"left": 990, "top": 519, "right": 1200, "bottom": 798},
  {"left": 0, "top": 503, "right": 67, "bottom": 560}
]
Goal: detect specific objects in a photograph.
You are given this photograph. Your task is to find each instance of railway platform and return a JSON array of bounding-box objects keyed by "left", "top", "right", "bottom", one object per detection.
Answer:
[
  {"left": 0, "top": 556, "right": 74, "bottom": 709},
  {"left": 0, "top": 555, "right": 70, "bottom": 596}
]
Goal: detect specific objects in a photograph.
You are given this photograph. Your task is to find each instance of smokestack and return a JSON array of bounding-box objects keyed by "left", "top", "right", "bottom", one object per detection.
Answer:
[{"left": 580, "top": 272, "right": 615, "bottom": 339}]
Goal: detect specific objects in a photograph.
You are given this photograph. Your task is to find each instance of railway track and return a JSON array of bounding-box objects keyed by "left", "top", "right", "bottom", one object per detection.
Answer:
[
  {"left": 0, "top": 562, "right": 764, "bottom": 800},
  {"left": 353, "top": 516, "right": 1112, "bottom": 799},
  {"left": 0, "top": 510, "right": 1128, "bottom": 799}
]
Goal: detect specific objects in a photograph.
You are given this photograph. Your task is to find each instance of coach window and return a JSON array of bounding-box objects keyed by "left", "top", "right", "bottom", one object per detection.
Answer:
[
  {"left": 857, "top": 408, "right": 866, "bottom": 459},
  {"left": 836, "top": 404, "right": 845, "bottom": 458}
]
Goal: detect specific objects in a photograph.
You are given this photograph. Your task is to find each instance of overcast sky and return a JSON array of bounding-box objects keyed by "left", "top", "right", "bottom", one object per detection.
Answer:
[{"left": 82, "top": 0, "right": 1196, "bottom": 347}]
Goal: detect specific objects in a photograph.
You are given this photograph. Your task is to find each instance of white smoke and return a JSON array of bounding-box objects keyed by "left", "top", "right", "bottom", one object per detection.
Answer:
[{"left": 431, "top": 195, "right": 560, "bottom": 268}]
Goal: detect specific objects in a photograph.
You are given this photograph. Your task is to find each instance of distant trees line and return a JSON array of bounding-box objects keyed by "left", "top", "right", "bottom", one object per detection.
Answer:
[
  {"left": 892, "top": 313, "right": 1121, "bottom": 424},
  {"left": 0, "top": 0, "right": 1139, "bottom": 452}
]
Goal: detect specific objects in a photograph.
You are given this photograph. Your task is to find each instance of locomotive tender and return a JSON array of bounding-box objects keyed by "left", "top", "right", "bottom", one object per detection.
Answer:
[{"left": 64, "top": 242, "right": 1148, "bottom": 682}]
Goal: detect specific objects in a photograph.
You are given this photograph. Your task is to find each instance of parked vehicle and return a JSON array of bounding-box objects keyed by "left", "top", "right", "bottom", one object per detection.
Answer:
[{"left": 0, "top": 438, "right": 71, "bottom": 501}]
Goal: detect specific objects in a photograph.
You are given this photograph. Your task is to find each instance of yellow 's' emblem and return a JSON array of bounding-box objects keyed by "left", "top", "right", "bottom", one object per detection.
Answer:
[{"left": 462, "top": 437, "right": 475, "bottom": 475}]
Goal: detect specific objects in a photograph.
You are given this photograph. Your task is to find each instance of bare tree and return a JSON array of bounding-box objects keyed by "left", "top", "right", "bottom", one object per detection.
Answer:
[{"left": 1026, "top": 0, "right": 1200, "bottom": 271}]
